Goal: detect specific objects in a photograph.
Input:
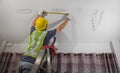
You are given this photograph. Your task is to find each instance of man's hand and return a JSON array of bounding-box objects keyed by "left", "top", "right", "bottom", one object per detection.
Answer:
[
  {"left": 42, "top": 11, "right": 47, "bottom": 16},
  {"left": 61, "top": 13, "right": 68, "bottom": 20},
  {"left": 66, "top": 13, "right": 70, "bottom": 21},
  {"left": 61, "top": 13, "right": 70, "bottom": 21},
  {"left": 66, "top": 17, "right": 70, "bottom": 21},
  {"left": 65, "top": 13, "right": 69, "bottom": 16},
  {"left": 40, "top": 11, "right": 47, "bottom": 17}
]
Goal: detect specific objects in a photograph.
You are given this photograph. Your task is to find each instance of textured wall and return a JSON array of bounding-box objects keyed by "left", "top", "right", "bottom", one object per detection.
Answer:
[{"left": 0, "top": 0, "right": 120, "bottom": 43}]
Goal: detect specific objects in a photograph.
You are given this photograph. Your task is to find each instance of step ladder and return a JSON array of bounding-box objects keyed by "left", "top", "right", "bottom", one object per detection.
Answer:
[{"left": 30, "top": 37, "right": 56, "bottom": 73}]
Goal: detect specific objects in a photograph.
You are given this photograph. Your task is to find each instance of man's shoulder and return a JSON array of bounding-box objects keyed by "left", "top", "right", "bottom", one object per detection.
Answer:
[{"left": 47, "top": 29, "right": 56, "bottom": 34}]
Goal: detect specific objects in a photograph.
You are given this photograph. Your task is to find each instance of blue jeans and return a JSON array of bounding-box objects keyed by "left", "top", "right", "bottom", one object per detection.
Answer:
[{"left": 17, "top": 61, "right": 33, "bottom": 73}]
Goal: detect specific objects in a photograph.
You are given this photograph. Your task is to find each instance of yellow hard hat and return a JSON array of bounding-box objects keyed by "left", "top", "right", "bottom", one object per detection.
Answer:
[{"left": 35, "top": 17, "right": 48, "bottom": 30}]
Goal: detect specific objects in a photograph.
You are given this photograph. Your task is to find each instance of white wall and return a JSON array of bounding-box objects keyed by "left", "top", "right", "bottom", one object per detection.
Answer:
[
  {"left": 111, "top": 40, "right": 120, "bottom": 70},
  {"left": 0, "top": 41, "right": 7, "bottom": 54},
  {"left": 0, "top": 40, "right": 2, "bottom": 46},
  {"left": 4, "top": 43, "right": 27, "bottom": 53},
  {"left": 0, "top": 0, "right": 120, "bottom": 43},
  {"left": 4, "top": 42, "right": 111, "bottom": 53},
  {"left": 57, "top": 42, "right": 111, "bottom": 53},
  {"left": 1, "top": 0, "right": 119, "bottom": 54}
]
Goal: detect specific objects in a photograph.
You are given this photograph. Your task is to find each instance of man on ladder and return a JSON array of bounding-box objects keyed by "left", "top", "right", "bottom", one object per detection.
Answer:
[{"left": 17, "top": 11, "right": 70, "bottom": 73}]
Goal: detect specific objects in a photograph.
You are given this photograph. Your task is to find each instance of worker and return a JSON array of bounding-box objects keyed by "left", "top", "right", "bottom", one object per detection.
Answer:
[{"left": 16, "top": 11, "right": 70, "bottom": 73}]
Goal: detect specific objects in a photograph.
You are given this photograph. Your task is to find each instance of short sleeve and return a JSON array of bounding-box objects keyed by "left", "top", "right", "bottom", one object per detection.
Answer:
[
  {"left": 30, "top": 26, "right": 36, "bottom": 35},
  {"left": 43, "top": 29, "right": 56, "bottom": 45}
]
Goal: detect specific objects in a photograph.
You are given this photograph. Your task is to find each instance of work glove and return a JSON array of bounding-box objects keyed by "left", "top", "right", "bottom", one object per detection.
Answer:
[
  {"left": 41, "top": 11, "right": 47, "bottom": 17},
  {"left": 65, "top": 13, "right": 69, "bottom": 16},
  {"left": 38, "top": 10, "right": 43, "bottom": 15},
  {"left": 38, "top": 10, "right": 47, "bottom": 17},
  {"left": 61, "top": 13, "right": 69, "bottom": 20},
  {"left": 66, "top": 17, "right": 70, "bottom": 21},
  {"left": 66, "top": 13, "right": 70, "bottom": 21}
]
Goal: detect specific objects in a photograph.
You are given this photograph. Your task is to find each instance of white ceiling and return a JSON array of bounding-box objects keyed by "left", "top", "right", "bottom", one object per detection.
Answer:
[{"left": 0, "top": 0, "right": 120, "bottom": 43}]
